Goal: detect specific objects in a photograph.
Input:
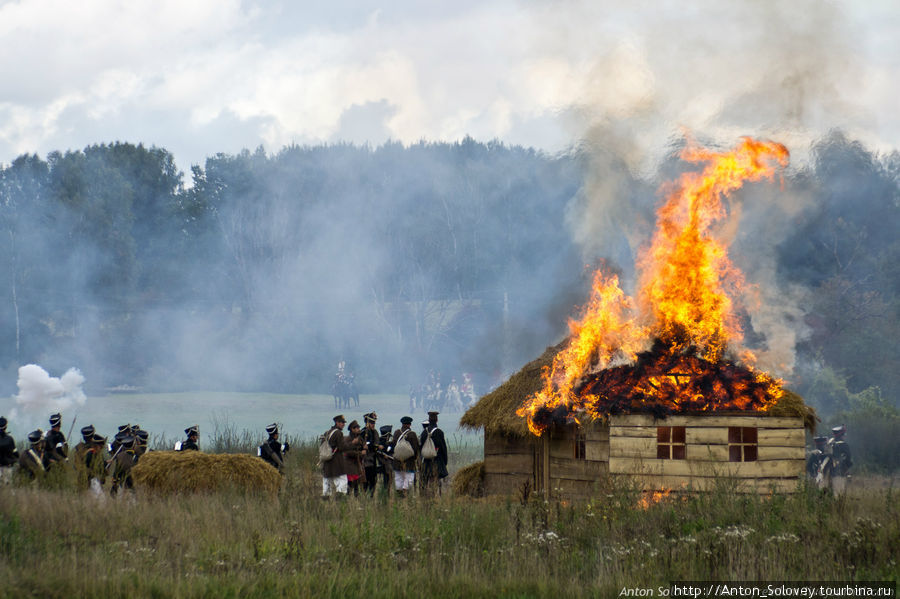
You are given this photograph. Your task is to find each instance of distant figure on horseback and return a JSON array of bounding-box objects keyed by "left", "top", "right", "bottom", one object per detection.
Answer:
[{"left": 332, "top": 361, "right": 359, "bottom": 409}]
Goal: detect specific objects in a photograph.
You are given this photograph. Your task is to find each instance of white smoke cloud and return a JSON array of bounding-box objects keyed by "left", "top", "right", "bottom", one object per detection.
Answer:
[{"left": 11, "top": 364, "right": 87, "bottom": 432}]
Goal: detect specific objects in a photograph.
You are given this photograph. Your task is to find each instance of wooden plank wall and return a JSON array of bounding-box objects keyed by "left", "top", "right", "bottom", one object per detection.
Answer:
[
  {"left": 483, "top": 433, "right": 536, "bottom": 496},
  {"left": 608, "top": 414, "right": 805, "bottom": 494},
  {"left": 545, "top": 421, "right": 610, "bottom": 499}
]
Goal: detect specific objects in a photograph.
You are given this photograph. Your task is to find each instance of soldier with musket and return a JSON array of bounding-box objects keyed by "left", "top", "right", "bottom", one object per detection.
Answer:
[
  {"left": 109, "top": 433, "right": 136, "bottom": 496},
  {"left": 19, "top": 430, "right": 46, "bottom": 480},
  {"left": 259, "top": 423, "right": 289, "bottom": 472},
  {"left": 806, "top": 435, "right": 828, "bottom": 488},
  {"left": 419, "top": 411, "right": 449, "bottom": 495},
  {"left": 322, "top": 415, "right": 349, "bottom": 498},
  {"left": 73, "top": 425, "right": 97, "bottom": 489},
  {"left": 0, "top": 417, "right": 20, "bottom": 484},
  {"left": 828, "top": 424, "right": 852, "bottom": 495},
  {"left": 86, "top": 432, "right": 108, "bottom": 490},
  {"left": 178, "top": 425, "right": 200, "bottom": 451},
  {"left": 390, "top": 416, "right": 420, "bottom": 498},
  {"left": 43, "top": 413, "right": 67, "bottom": 468},
  {"left": 361, "top": 412, "right": 383, "bottom": 496},
  {"left": 377, "top": 425, "right": 394, "bottom": 494}
]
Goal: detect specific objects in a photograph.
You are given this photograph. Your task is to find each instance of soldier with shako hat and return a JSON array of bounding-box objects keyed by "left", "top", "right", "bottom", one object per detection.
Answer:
[
  {"left": 321, "top": 415, "right": 349, "bottom": 498},
  {"left": 390, "top": 416, "right": 420, "bottom": 498},
  {"left": 258, "top": 423, "right": 289, "bottom": 472},
  {"left": 18, "top": 430, "right": 46, "bottom": 480},
  {"left": 376, "top": 424, "right": 394, "bottom": 494},
  {"left": 43, "top": 412, "right": 67, "bottom": 468},
  {"left": 0, "top": 416, "right": 19, "bottom": 484},
  {"left": 73, "top": 424, "right": 97, "bottom": 489},
  {"left": 178, "top": 425, "right": 200, "bottom": 451},
  {"left": 419, "top": 411, "right": 449, "bottom": 495},
  {"left": 361, "top": 412, "right": 383, "bottom": 497},
  {"left": 109, "top": 433, "right": 136, "bottom": 496}
]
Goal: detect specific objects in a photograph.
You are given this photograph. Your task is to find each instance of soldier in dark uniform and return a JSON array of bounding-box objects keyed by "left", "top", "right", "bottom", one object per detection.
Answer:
[
  {"left": 18, "top": 430, "right": 46, "bottom": 480},
  {"left": 179, "top": 426, "right": 200, "bottom": 451},
  {"left": 133, "top": 429, "right": 150, "bottom": 462},
  {"left": 0, "top": 417, "right": 20, "bottom": 484},
  {"left": 110, "top": 434, "right": 136, "bottom": 496},
  {"left": 43, "top": 413, "right": 67, "bottom": 468},
  {"left": 377, "top": 425, "right": 394, "bottom": 495},
  {"left": 390, "top": 416, "right": 420, "bottom": 497},
  {"left": 322, "top": 415, "right": 348, "bottom": 498},
  {"left": 828, "top": 425, "right": 852, "bottom": 495},
  {"left": 419, "top": 411, "right": 449, "bottom": 495},
  {"left": 73, "top": 425, "right": 97, "bottom": 489},
  {"left": 258, "top": 423, "right": 289, "bottom": 472},
  {"left": 361, "top": 412, "right": 382, "bottom": 496},
  {"left": 86, "top": 432, "right": 108, "bottom": 489},
  {"left": 806, "top": 435, "right": 828, "bottom": 487}
]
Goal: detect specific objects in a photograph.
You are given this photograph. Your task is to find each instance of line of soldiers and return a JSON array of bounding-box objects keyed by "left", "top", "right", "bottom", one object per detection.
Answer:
[
  {"left": 0, "top": 413, "right": 159, "bottom": 495},
  {"left": 806, "top": 424, "right": 853, "bottom": 495},
  {"left": 319, "top": 410, "right": 449, "bottom": 499}
]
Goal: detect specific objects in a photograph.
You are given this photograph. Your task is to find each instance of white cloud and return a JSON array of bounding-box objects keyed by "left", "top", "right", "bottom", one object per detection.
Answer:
[{"left": 0, "top": 0, "right": 897, "bottom": 171}]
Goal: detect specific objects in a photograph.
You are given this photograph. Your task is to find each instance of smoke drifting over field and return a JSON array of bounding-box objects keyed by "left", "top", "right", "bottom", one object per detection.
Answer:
[{"left": 0, "top": 0, "right": 896, "bottom": 411}]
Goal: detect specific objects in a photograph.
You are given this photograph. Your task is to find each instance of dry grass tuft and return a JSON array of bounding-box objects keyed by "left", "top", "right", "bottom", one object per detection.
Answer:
[
  {"left": 132, "top": 451, "right": 281, "bottom": 496},
  {"left": 452, "top": 460, "right": 485, "bottom": 498}
]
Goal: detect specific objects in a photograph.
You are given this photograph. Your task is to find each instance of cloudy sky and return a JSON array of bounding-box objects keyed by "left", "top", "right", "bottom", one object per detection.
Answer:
[{"left": 1, "top": 0, "right": 897, "bottom": 173}]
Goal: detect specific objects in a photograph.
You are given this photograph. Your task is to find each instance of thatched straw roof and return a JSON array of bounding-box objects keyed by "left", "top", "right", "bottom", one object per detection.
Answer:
[
  {"left": 460, "top": 342, "right": 563, "bottom": 436},
  {"left": 461, "top": 340, "right": 817, "bottom": 436}
]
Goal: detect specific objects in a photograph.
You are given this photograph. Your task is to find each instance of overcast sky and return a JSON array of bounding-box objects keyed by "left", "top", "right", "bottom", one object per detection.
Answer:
[{"left": 1, "top": 0, "right": 897, "bottom": 174}]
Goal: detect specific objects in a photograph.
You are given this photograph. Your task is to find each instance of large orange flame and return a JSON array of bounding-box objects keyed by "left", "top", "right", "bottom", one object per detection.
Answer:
[{"left": 518, "top": 137, "right": 790, "bottom": 435}]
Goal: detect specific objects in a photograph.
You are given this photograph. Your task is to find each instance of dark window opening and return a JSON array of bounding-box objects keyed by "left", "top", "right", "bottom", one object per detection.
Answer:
[
  {"left": 728, "top": 426, "right": 758, "bottom": 462},
  {"left": 657, "top": 426, "right": 686, "bottom": 460},
  {"left": 574, "top": 431, "right": 586, "bottom": 460}
]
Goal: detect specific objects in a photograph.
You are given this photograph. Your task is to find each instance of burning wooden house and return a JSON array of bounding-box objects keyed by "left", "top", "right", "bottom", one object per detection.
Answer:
[{"left": 461, "top": 138, "right": 816, "bottom": 498}]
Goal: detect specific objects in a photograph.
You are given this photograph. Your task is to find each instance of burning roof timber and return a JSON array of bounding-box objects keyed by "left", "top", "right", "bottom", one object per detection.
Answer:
[
  {"left": 459, "top": 339, "right": 816, "bottom": 437},
  {"left": 463, "top": 137, "right": 817, "bottom": 437}
]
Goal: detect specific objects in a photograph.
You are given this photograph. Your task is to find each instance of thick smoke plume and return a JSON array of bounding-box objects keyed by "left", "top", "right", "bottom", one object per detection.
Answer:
[{"left": 11, "top": 364, "right": 86, "bottom": 430}]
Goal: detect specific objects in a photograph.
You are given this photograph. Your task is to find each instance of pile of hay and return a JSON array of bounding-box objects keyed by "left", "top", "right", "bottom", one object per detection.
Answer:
[
  {"left": 452, "top": 461, "right": 485, "bottom": 498},
  {"left": 132, "top": 451, "right": 282, "bottom": 495}
]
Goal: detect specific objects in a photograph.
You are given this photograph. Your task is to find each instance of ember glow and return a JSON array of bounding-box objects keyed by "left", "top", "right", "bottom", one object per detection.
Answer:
[{"left": 518, "top": 138, "right": 790, "bottom": 435}]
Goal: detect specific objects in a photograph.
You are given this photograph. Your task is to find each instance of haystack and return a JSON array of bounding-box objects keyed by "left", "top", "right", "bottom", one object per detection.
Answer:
[
  {"left": 452, "top": 460, "right": 485, "bottom": 498},
  {"left": 132, "top": 451, "right": 282, "bottom": 495}
]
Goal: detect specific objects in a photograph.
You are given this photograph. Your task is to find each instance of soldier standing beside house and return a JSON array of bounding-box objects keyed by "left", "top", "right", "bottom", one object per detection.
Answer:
[
  {"left": 322, "top": 415, "right": 349, "bottom": 498},
  {"left": 390, "top": 416, "right": 420, "bottom": 498},
  {"left": 828, "top": 425, "right": 852, "bottom": 496},
  {"left": 0, "top": 417, "right": 20, "bottom": 484},
  {"left": 419, "top": 411, "right": 449, "bottom": 495},
  {"left": 806, "top": 435, "right": 828, "bottom": 488}
]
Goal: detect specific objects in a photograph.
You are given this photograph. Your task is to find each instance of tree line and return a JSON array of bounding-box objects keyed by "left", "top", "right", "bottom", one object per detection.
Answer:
[{"left": 0, "top": 134, "right": 896, "bottom": 424}]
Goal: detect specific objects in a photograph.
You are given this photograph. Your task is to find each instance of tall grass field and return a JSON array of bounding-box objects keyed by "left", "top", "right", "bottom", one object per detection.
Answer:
[{"left": 1, "top": 436, "right": 897, "bottom": 598}]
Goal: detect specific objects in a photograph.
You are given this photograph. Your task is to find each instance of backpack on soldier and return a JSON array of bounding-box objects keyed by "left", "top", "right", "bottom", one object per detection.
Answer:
[
  {"left": 393, "top": 430, "right": 414, "bottom": 462},
  {"left": 421, "top": 427, "right": 438, "bottom": 459},
  {"left": 318, "top": 429, "right": 339, "bottom": 462}
]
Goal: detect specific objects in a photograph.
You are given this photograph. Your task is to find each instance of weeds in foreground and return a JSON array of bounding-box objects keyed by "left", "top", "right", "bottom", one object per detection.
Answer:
[{"left": 0, "top": 443, "right": 897, "bottom": 598}]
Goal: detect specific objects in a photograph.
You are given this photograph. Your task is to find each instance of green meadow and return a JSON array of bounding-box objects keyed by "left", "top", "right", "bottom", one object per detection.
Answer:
[{"left": 0, "top": 438, "right": 897, "bottom": 599}]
